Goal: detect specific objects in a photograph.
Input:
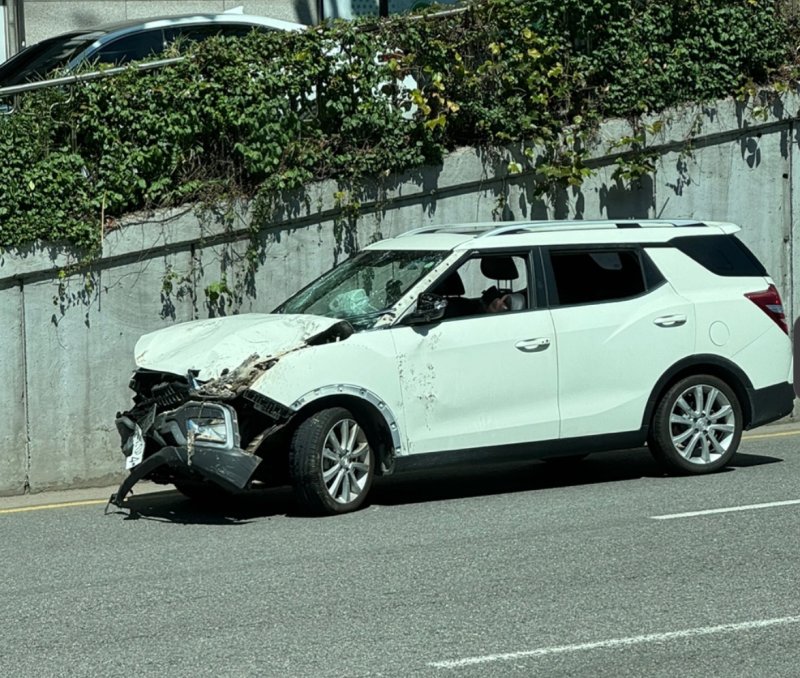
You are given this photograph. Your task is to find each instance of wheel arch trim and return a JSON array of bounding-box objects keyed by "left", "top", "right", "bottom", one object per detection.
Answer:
[
  {"left": 290, "top": 384, "right": 403, "bottom": 457},
  {"left": 642, "top": 354, "right": 754, "bottom": 432}
]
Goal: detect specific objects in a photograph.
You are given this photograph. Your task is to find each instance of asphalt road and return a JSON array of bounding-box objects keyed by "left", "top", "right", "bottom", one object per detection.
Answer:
[{"left": 1, "top": 425, "right": 799, "bottom": 678}]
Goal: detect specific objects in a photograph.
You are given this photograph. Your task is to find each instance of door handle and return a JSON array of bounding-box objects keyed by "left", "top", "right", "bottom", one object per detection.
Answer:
[
  {"left": 515, "top": 338, "right": 551, "bottom": 352},
  {"left": 654, "top": 314, "right": 687, "bottom": 327}
]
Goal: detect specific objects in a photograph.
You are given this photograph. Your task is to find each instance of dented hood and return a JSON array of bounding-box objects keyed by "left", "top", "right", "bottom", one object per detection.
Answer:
[{"left": 134, "top": 313, "right": 347, "bottom": 380}]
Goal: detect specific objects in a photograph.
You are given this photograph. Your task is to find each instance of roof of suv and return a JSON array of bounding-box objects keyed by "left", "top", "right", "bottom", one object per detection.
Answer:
[{"left": 368, "top": 219, "right": 742, "bottom": 251}]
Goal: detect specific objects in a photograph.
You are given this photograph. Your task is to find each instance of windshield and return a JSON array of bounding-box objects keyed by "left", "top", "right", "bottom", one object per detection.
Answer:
[
  {"left": 0, "top": 31, "right": 102, "bottom": 87},
  {"left": 275, "top": 249, "right": 446, "bottom": 329}
]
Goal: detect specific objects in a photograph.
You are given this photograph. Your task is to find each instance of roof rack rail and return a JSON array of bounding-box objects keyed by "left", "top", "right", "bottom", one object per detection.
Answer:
[
  {"left": 397, "top": 222, "right": 513, "bottom": 237},
  {"left": 478, "top": 219, "right": 708, "bottom": 237},
  {"left": 397, "top": 219, "right": 709, "bottom": 239}
]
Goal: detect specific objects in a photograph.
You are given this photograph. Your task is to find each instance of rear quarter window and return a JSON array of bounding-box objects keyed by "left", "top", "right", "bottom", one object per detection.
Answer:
[{"left": 671, "top": 235, "right": 767, "bottom": 277}]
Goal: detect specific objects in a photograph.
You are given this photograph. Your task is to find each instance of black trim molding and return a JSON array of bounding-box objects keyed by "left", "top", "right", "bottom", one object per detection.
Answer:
[
  {"left": 393, "top": 429, "right": 647, "bottom": 473},
  {"left": 746, "top": 382, "right": 795, "bottom": 429}
]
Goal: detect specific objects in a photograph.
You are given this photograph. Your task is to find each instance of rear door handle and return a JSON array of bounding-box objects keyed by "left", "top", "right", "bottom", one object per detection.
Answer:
[
  {"left": 515, "top": 338, "right": 551, "bottom": 352},
  {"left": 654, "top": 314, "right": 687, "bottom": 328}
]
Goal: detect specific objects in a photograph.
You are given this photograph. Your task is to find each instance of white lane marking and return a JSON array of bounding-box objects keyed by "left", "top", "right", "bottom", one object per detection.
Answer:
[
  {"left": 429, "top": 615, "right": 800, "bottom": 669},
  {"left": 651, "top": 499, "right": 800, "bottom": 520}
]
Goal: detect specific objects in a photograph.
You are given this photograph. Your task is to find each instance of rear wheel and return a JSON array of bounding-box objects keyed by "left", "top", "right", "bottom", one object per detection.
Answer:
[
  {"left": 649, "top": 374, "right": 742, "bottom": 474},
  {"left": 289, "top": 407, "right": 375, "bottom": 515}
]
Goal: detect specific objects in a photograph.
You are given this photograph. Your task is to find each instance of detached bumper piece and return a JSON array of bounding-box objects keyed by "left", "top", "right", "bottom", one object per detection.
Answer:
[
  {"left": 109, "top": 399, "right": 261, "bottom": 508},
  {"left": 109, "top": 445, "right": 261, "bottom": 508}
]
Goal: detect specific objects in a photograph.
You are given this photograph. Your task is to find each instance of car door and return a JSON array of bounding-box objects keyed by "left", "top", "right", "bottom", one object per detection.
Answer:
[
  {"left": 544, "top": 246, "right": 695, "bottom": 438},
  {"left": 390, "top": 250, "right": 559, "bottom": 456}
]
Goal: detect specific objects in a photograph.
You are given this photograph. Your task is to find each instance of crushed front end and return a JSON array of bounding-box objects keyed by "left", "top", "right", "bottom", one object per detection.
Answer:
[{"left": 109, "top": 356, "right": 291, "bottom": 508}]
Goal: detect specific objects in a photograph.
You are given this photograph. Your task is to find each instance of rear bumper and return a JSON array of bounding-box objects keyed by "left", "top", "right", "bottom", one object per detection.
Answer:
[
  {"left": 109, "top": 445, "right": 261, "bottom": 508},
  {"left": 746, "top": 381, "right": 796, "bottom": 429}
]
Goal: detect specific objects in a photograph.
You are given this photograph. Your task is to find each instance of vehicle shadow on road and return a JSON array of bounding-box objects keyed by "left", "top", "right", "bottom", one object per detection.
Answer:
[
  {"left": 369, "top": 448, "right": 784, "bottom": 508},
  {"left": 113, "top": 448, "right": 783, "bottom": 523},
  {"left": 116, "top": 485, "right": 296, "bottom": 524}
]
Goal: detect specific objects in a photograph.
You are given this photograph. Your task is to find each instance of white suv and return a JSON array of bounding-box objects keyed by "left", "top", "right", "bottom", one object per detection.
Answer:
[{"left": 111, "top": 219, "right": 795, "bottom": 515}]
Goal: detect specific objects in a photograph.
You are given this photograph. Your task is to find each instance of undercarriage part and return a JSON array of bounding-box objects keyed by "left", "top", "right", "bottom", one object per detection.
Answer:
[{"left": 108, "top": 445, "right": 262, "bottom": 508}]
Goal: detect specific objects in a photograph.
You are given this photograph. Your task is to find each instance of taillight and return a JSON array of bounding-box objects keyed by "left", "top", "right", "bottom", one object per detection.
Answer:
[{"left": 745, "top": 284, "right": 788, "bottom": 334}]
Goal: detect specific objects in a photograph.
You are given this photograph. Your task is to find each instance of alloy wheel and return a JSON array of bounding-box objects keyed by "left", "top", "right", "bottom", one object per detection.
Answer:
[
  {"left": 321, "top": 418, "right": 372, "bottom": 504},
  {"left": 669, "top": 383, "right": 736, "bottom": 465}
]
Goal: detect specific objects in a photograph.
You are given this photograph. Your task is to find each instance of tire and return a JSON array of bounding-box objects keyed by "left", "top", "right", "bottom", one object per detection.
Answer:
[
  {"left": 289, "top": 407, "right": 375, "bottom": 515},
  {"left": 648, "top": 374, "right": 742, "bottom": 474}
]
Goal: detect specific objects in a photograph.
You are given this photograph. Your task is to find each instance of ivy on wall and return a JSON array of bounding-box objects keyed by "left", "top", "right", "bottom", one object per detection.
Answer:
[{"left": 0, "top": 0, "right": 790, "bottom": 251}]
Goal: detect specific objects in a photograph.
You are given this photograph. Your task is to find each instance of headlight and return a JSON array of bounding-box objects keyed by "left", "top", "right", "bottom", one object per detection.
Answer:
[
  {"left": 187, "top": 417, "right": 229, "bottom": 444},
  {"left": 154, "top": 402, "right": 240, "bottom": 450}
]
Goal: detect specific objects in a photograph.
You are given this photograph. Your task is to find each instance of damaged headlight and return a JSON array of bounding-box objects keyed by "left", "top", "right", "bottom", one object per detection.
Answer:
[
  {"left": 187, "top": 416, "right": 229, "bottom": 445},
  {"left": 153, "top": 401, "right": 240, "bottom": 451}
]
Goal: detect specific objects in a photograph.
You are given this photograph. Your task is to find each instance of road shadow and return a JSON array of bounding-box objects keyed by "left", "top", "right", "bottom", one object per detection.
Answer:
[
  {"left": 109, "top": 448, "right": 783, "bottom": 523},
  {"left": 372, "top": 448, "right": 659, "bottom": 507},
  {"left": 112, "top": 485, "right": 296, "bottom": 524}
]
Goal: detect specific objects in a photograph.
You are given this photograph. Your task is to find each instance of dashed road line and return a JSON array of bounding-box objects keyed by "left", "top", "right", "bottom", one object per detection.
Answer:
[
  {"left": 429, "top": 615, "right": 800, "bottom": 669},
  {"left": 651, "top": 499, "right": 800, "bottom": 520}
]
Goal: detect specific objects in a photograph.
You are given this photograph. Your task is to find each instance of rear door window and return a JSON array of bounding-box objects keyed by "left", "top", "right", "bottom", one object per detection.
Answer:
[{"left": 545, "top": 247, "right": 660, "bottom": 306}]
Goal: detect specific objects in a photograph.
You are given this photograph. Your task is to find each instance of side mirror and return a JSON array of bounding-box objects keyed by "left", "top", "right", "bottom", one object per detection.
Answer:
[{"left": 405, "top": 292, "right": 447, "bottom": 325}]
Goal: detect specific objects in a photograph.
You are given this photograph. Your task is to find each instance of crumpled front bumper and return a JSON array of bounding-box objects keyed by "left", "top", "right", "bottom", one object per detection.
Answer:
[
  {"left": 109, "top": 444, "right": 262, "bottom": 508},
  {"left": 109, "top": 399, "right": 262, "bottom": 508}
]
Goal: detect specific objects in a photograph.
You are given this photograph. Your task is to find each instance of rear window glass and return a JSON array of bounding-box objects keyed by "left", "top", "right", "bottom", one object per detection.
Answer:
[{"left": 670, "top": 235, "right": 767, "bottom": 277}]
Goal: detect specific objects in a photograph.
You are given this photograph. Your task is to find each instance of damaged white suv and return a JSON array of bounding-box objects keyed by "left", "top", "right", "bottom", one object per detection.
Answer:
[{"left": 111, "top": 220, "right": 795, "bottom": 515}]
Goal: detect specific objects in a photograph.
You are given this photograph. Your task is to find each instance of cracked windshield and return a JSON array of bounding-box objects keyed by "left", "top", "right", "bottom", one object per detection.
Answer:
[{"left": 276, "top": 249, "right": 445, "bottom": 328}]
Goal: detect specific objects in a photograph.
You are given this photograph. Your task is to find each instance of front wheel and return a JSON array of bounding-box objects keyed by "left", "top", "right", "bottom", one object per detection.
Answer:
[
  {"left": 289, "top": 407, "right": 375, "bottom": 515},
  {"left": 648, "top": 374, "right": 742, "bottom": 474}
]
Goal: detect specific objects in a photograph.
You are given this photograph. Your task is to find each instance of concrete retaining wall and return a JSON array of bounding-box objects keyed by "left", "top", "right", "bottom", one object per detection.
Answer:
[{"left": 0, "top": 93, "right": 797, "bottom": 495}]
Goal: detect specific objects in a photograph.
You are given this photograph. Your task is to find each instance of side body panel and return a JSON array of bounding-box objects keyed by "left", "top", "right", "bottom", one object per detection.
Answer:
[
  {"left": 646, "top": 248, "right": 793, "bottom": 390},
  {"left": 389, "top": 309, "right": 559, "bottom": 455},
  {"left": 552, "top": 283, "right": 695, "bottom": 438},
  {"left": 249, "top": 329, "right": 407, "bottom": 447}
]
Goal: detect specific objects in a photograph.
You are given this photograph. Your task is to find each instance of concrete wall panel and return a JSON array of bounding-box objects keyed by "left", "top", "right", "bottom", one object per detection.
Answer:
[
  {"left": 23, "top": 253, "right": 195, "bottom": 491},
  {"left": 0, "top": 284, "right": 29, "bottom": 496}
]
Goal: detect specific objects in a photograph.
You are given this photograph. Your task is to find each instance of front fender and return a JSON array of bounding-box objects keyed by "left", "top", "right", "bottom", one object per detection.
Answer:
[{"left": 290, "top": 384, "right": 404, "bottom": 456}]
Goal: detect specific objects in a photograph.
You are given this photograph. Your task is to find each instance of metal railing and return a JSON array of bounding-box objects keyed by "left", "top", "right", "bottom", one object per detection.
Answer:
[{"left": 0, "top": 56, "right": 186, "bottom": 100}]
